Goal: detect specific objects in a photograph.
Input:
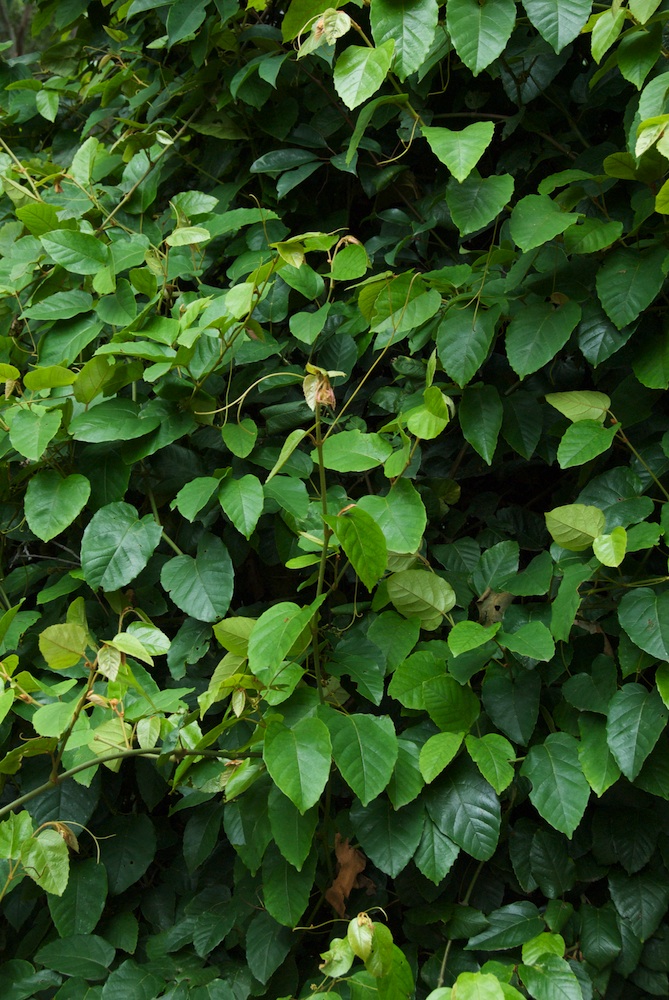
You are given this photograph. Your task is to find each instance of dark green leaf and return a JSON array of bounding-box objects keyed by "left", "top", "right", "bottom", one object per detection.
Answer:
[
  {"left": 80, "top": 502, "right": 162, "bottom": 593},
  {"left": 350, "top": 797, "right": 425, "bottom": 878},
  {"left": 426, "top": 756, "right": 501, "bottom": 860},
  {"left": 160, "top": 535, "right": 234, "bottom": 622}
]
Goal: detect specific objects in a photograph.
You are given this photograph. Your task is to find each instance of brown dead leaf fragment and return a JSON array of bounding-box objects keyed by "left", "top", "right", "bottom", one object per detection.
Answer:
[{"left": 325, "top": 833, "right": 366, "bottom": 917}]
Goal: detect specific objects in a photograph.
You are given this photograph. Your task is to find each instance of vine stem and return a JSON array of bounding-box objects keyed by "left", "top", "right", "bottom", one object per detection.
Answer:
[
  {"left": 437, "top": 860, "right": 484, "bottom": 988},
  {"left": 0, "top": 747, "right": 261, "bottom": 821},
  {"left": 311, "top": 400, "right": 331, "bottom": 703}
]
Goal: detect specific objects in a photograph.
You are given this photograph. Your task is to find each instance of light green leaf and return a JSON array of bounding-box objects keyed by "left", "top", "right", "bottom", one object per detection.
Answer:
[
  {"left": 546, "top": 390, "right": 611, "bottom": 423},
  {"left": 357, "top": 479, "right": 427, "bottom": 554},
  {"left": 165, "top": 225, "right": 211, "bottom": 246},
  {"left": 40, "top": 231, "right": 110, "bottom": 274},
  {"left": 387, "top": 569, "right": 456, "bottom": 629},
  {"left": 545, "top": 503, "right": 605, "bottom": 551},
  {"left": 324, "top": 506, "right": 387, "bottom": 591},
  {"left": 606, "top": 683, "right": 667, "bottom": 780},
  {"left": 22, "top": 829, "right": 70, "bottom": 896},
  {"left": 423, "top": 674, "right": 480, "bottom": 733},
  {"left": 218, "top": 474, "right": 264, "bottom": 539},
  {"left": 24, "top": 472, "right": 90, "bottom": 542},
  {"left": 9, "top": 407, "right": 62, "bottom": 461},
  {"left": 450, "top": 972, "right": 505, "bottom": 1000},
  {"left": 160, "top": 535, "right": 234, "bottom": 623},
  {"left": 521, "top": 733, "right": 590, "bottom": 836},
  {"left": 557, "top": 419, "right": 617, "bottom": 468},
  {"left": 70, "top": 398, "right": 162, "bottom": 443},
  {"left": 447, "top": 0, "right": 516, "bottom": 75},
  {"left": 419, "top": 732, "right": 465, "bottom": 782},
  {"left": 317, "top": 429, "right": 392, "bottom": 471},
  {"left": 510, "top": 195, "right": 580, "bottom": 252},
  {"left": 423, "top": 122, "right": 495, "bottom": 182},
  {"left": 370, "top": 0, "right": 438, "bottom": 80},
  {"left": 171, "top": 476, "right": 220, "bottom": 522},
  {"left": 23, "top": 365, "right": 76, "bottom": 390},
  {"left": 593, "top": 526, "right": 627, "bottom": 567},
  {"left": 334, "top": 40, "right": 395, "bottom": 110},
  {"left": 466, "top": 734, "right": 515, "bottom": 794},
  {"left": 563, "top": 218, "right": 623, "bottom": 255},
  {"left": 81, "top": 502, "right": 162, "bottom": 592},
  {"left": 449, "top": 621, "right": 500, "bottom": 656},
  {"left": 506, "top": 301, "right": 581, "bottom": 379},
  {"left": 247, "top": 597, "right": 323, "bottom": 683},
  {"left": 497, "top": 622, "right": 555, "bottom": 661},
  {"left": 38, "top": 623, "right": 88, "bottom": 669},
  {"left": 446, "top": 173, "right": 514, "bottom": 237},
  {"left": 522, "top": 0, "right": 593, "bottom": 53},
  {"left": 263, "top": 716, "right": 331, "bottom": 813},
  {"left": 328, "top": 712, "right": 398, "bottom": 805},
  {"left": 519, "top": 955, "right": 582, "bottom": 1000}
]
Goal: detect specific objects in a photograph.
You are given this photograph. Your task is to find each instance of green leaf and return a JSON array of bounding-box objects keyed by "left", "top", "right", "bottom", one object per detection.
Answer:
[
  {"left": 545, "top": 503, "right": 605, "bottom": 551},
  {"left": 437, "top": 306, "right": 499, "bottom": 388},
  {"left": 40, "top": 231, "right": 110, "bottom": 274},
  {"left": 328, "top": 712, "right": 398, "bottom": 805},
  {"left": 324, "top": 506, "right": 388, "bottom": 590},
  {"left": 419, "top": 732, "right": 465, "bottom": 782},
  {"left": 496, "top": 622, "right": 555, "bottom": 661},
  {"left": 370, "top": 0, "right": 438, "bottom": 80},
  {"left": 218, "top": 474, "right": 264, "bottom": 539},
  {"left": 482, "top": 666, "right": 541, "bottom": 745},
  {"left": 387, "top": 569, "right": 456, "bottom": 628},
  {"left": 446, "top": 173, "right": 514, "bottom": 237},
  {"left": 245, "top": 911, "right": 292, "bottom": 985},
  {"left": 247, "top": 597, "right": 323, "bottom": 684},
  {"left": 24, "top": 472, "right": 90, "bottom": 542},
  {"left": 447, "top": 0, "right": 516, "bottom": 75},
  {"left": 606, "top": 683, "right": 667, "bottom": 780},
  {"left": 99, "top": 959, "right": 163, "bottom": 1000},
  {"left": 70, "top": 399, "right": 162, "bottom": 443},
  {"left": 459, "top": 384, "right": 503, "bottom": 464},
  {"left": 521, "top": 733, "right": 590, "bottom": 836},
  {"left": 596, "top": 246, "right": 668, "bottom": 329},
  {"left": 557, "top": 419, "right": 617, "bottom": 468},
  {"left": 449, "top": 621, "right": 500, "bottom": 656},
  {"left": 24, "top": 365, "right": 76, "bottom": 390},
  {"left": 423, "top": 675, "right": 480, "bottom": 733},
  {"left": 262, "top": 843, "right": 316, "bottom": 926},
  {"left": 268, "top": 784, "right": 318, "bottom": 871},
  {"left": 99, "top": 814, "right": 156, "bottom": 895},
  {"left": 36, "top": 89, "right": 59, "bottom": 121},
  {"left": 9, "top": 407, "right": 62, "bottom": 461},
  {"left": 317, "top": 429, "right": 392, "bottom": 471},
  {"left": 466, "top": 734, "right": 515, "bottom": 794},
  {"left": 466, "top": 902, "right": 545, "bottom": 951},
  {"left": 333, "top": 41, "right": 395, "bottom": 110},
  {"left": 48, "top": 859, "right": 108, "bottom": 936},
  {"left": 578, "top": 714, "right": 621, "bottom": 796},
  {"left": 34, "top": 934, "right": 114, "bottom": 980},
  {"left": 171, "top": 477, "right": 220, "bottom": 522},
  {"left": 426, "top": 756, "right": 501, "bottom": 860},
  {"left": 522, "top": 0, "right": 592, "bottom": 53},
  {"left": 450, "top": 973, "right": 505, "bottom": 1000},
  {"left": 350, "top": 797, "right": 425, "bottom": 878},
  {"left": 166, "top": 0, "right": 208, "bottom": 45},
  {"left": 579, "top": 904, "right": 622, "bottom": 970},
  {"left": 81, "top": 502, "right": 162, "bottom": 593},
  {"left": 414, "top": 817, "right": 460, "bottom": 883},
  {"left": 38, "top": 623, "right": 88, "bottom": 669},
  {"left": 608, "top": 868, "right": 669, "bottom": 941},
  {"left": 506, "top": 301, "right": 581, "bottom": 379},
  {"left": 263, "top": 716, "right": 332, "bottom": 813},
  {"left": 563, "top": 218, "right": 623, "bottom": 255},
  {"left": 510, "top": 194, "right": 580, "bottom": 251},
  {"left": 618, "top": 587, "right": 669, "bottom": 659},
  {"left": 160, "top": 535, "right": 234, "bottom": 623},
  {"left": 423, "top": 122, "right": 495, "bottom": 182},
  {"left": 356, "top": 479, "right": 426, "bottom": 554},
  {"left": 519, "top": 955, "right": 582, "bottom": 1000}
]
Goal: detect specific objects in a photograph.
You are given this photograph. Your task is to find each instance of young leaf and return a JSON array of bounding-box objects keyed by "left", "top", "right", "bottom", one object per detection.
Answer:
[
  {"left": 422, "top": 122, "right": 495, "bottom": 182},
  {"left": 557, "top": 420, "right": 617, "bottom": 468},
  {"left": 263, "top": 716, "right": 332, "bottom": 813},
  {"left": 333, "top": 41, "right": 395, "bottom": 110},
  {"left": 545, "top": 504, "right": 605, "bottom": 551},
  {"left": 447, "top": 0, "right": 516, "bottom": 75},
  {"left": 324, "top": 506, "right": 388, "bottom": 591}
]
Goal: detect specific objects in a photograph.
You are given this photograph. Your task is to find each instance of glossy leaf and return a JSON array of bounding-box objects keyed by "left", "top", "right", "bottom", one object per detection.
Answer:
[
  {"left": 263, "top": 716, "right": 332, "bottom": 813},
  {"left": 522, "top": 0, "right": 593, "bottom": 53},
  {"left": 324, "top": 506, "right": 387, "bottom": 590},
  {"left": 447, "top": 0, "right": 516, "bottom": 74},
  {"left": 24, "top": 472, "right": 90, "bottom": 542},
  {"left": 423, "top": 122, "right": 495, "bottom": 182},
  {"left": 521, "top": 733, "right": 590, "bottom": 836},
  {"left": 328, "top": 712, "right": 398, "bottom": 805},
  {"left": 606, "top": 683, "right": 667, "bottom": 780},
  {"left": 160, "top": 535, "right": 234, "bottom": 622},
  {"left": 426, "top": 757, "right": 501, "bottom": 860}
]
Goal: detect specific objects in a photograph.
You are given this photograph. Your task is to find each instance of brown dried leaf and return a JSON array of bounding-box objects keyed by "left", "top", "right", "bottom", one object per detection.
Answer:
[{"left": 325, "top": 833, "right": 366, "bottom": 917}]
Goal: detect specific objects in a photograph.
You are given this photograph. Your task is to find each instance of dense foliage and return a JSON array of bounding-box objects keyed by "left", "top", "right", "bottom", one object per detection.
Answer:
[{"left": 2, "top": 0, "right": 669, "bottom": 997}]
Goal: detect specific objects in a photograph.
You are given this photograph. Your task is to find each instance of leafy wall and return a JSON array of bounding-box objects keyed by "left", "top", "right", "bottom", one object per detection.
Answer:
[{"left": 1, "top": 0, "right": 669, "bottom": 998}]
